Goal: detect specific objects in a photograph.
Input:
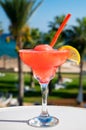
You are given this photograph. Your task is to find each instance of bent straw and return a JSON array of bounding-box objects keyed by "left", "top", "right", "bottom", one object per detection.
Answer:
[{"left": 50, "top": 13, "right": 71, "bottom": 47}]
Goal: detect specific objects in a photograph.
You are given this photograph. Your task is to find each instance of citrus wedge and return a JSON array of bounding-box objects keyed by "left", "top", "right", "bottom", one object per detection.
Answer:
[{"left": 58, "top": 45, "right": 80, "bottom": 64}]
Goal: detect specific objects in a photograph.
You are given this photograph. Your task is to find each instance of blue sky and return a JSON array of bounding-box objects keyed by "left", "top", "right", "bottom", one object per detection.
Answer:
[{"left": 0, "top": 0, "right": 86, "bottom": 33}]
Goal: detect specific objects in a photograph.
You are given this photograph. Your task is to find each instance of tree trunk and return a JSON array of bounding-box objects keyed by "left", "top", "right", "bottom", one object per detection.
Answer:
[
  {"left": 16, "top": 36, "right": 24, "bottom": 106},
  {"left": 48, "top": 80, "right": 53, "bottom": 95},
  {"left": 30, "top": 71, "right": 35, "bottom": 88},
  {"left": 18, "top": 54, "right": 24, "bottom": 106},
  {"left": 76, "top": 57, "right": 83, "bottom": 105},
  {"left": 3, "top": 56, "right": 6, "bottom": 69},
  {"left": 58, "top": 66, "right": 63, "bottom": 84}
]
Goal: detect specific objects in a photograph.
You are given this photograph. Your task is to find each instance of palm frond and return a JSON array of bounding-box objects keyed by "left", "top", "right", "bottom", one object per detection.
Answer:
[
  {"left": 0, "top": 0, "right": 43, "bottom": 31},
  {"left": 28, "top": 0, "right": 44, "bottom": 18}
]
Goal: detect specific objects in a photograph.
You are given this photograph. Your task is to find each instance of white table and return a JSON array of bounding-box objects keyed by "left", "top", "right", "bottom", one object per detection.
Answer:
[{"left": 0, "top": 105, "right": 86, "bottom": 130}]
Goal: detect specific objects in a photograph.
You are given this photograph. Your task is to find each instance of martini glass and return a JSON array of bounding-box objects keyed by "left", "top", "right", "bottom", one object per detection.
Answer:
[{"left": 19, "top": 48, "right": 69, "bottom": 127}]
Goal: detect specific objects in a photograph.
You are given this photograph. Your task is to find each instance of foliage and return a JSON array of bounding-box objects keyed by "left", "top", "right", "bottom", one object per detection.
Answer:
[
  {"left": 43, "top": 15, "right": 68, "bottom": 48},
  {"left": 64, "top": 17, "right": 86, "bottom": 57},
  {"left": 0, "top": 72, "right": 86, "bottom": 97},
  {"left": 0, "top": 0, "right": 44, "bottom": 39},
  {"left": 30, "top": 28, "right": 43, "bottom": 47}
]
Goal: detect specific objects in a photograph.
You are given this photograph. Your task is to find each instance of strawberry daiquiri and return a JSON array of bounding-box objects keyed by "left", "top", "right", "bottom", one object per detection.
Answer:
[{"left": 19, "top": 44, "right": 69, "bottom": 127}]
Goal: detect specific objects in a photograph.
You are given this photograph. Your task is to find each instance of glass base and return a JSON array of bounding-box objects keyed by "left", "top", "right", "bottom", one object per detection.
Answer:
[{"left": 28, "top": 115, "right": 59, "bottom": 127}]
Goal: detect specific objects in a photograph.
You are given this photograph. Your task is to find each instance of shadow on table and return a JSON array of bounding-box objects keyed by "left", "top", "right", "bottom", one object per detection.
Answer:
[{"left": 0, "top": 119, "right": 29, "bottom": 124}]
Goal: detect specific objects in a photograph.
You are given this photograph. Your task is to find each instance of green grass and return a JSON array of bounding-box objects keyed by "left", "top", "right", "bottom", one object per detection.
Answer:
[{"left": 0, "top": 72, "right": 86, "bottom": 104}]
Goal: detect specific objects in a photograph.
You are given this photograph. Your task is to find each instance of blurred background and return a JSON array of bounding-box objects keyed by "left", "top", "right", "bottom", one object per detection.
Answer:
[{"left": 0, "top": 0, "right": 86, "bottom": 107}]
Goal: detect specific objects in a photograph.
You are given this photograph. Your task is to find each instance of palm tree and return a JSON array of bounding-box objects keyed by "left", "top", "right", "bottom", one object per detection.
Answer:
[
  {"left": 30, "top": 28, "right": 43, "bottom": 46},
  {"left": 44, "top": 15, "right": 66, "bottom": 48},
  {"left": 0, "top": 0, "right": 44, "bottom": 105},
  {"left": 22, "top": 26, "right": 34, "bottom": 49},
  {"left": 65, "top": 17, "right": 86, "bottom": 104}
]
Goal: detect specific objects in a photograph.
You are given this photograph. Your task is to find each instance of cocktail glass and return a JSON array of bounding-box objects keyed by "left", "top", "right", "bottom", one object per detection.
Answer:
[{"left": 19, "top": 48, "right": 69, "bottom": 127}]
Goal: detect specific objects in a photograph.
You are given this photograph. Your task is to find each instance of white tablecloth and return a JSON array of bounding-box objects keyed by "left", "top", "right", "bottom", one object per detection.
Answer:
[{"left": 0, "top": 105, "right": 86, "bottom": 130}]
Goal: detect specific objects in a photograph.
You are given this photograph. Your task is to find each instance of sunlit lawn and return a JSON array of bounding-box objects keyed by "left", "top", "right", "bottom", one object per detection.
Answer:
[{"left": 0, "top": 72, "right": 86, "bottom": 104}]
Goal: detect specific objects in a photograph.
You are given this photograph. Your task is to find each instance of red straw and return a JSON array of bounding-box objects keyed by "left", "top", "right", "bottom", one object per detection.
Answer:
[{"left": 50, "top": 13, "right": 71, "bottom": 47}]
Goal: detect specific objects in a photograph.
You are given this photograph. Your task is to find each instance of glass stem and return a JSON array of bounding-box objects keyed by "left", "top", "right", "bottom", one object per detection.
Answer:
[{"left": 40, "top": 83, "right": 49, "bottom": 117}]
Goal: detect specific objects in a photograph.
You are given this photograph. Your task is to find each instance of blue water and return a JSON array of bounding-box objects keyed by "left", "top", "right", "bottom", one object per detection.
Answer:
[{"left": 0, "top": 34, "right": 18, "bottom": 58}]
